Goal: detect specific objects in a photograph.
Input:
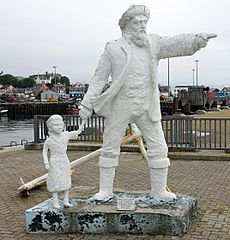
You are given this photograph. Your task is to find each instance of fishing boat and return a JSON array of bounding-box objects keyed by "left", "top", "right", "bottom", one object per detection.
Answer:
[
  {"left": 0, "top": 108, "right": 8, "bottom": 117},
  {"left": 66, "top": 105, "right": 80, "bottom": 115}
]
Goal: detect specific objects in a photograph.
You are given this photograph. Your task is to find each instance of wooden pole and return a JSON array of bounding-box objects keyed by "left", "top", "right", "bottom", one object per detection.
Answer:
[
  {"left": 130, "top": 123, "right": 171, "bottom": 192},
  {"left": 18, "top": 130, "right": 141, "bottom": 195},
  {"left": 18, "top": 123, "right": 171, "bottom": 194},
  {"left": 18, "top": 150, "right": 101, "bottom": 195},
  {"left": 130, "top": 123, "right": 148, "bottom": 162}
]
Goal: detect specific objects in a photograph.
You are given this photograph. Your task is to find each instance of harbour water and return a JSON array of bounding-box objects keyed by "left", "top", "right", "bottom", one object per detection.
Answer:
[{"left": 0, "top": 116, "right": 34, "bottom": 147}]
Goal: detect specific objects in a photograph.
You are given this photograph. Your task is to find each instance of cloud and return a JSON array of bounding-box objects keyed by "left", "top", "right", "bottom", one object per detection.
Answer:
[{"left": 0, "top": 0, "right": 229, "bottom": 88}]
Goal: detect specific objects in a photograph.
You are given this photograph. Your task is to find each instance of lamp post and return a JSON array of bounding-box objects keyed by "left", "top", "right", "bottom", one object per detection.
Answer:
[
  {"left": 167, "top": 58, "right": 170, "bottom": 97},
  {"left": 195, "top": 60, "right": 199, "bottom": 86},
  {"left": 192, "top": 68, "right": 195, "bottom": 86},
  {"left": 53, "top": 66, "right": 57, "bottom": 85}
]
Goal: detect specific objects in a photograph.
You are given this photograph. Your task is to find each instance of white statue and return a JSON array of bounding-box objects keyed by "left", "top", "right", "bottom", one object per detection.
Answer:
[
  {"left": 79, "top": 5, "right": 217, "bottom": 201},
  {"left": 43, "top": 114, "right": 80, "bottom": 208}
]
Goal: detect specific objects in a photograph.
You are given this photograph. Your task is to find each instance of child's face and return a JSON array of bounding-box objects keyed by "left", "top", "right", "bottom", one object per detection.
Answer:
[{"left": 49, "top": 120, "right": 64, "bottom": 134}]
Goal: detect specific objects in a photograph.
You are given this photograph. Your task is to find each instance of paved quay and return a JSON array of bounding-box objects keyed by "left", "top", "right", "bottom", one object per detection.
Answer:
[{"left": 0, "top": 147, "right": 230, "bottom": 239}]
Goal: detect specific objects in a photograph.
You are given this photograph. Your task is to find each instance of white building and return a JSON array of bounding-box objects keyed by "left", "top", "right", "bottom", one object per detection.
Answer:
[{"left": 30, "top": 72, "right": 61, "bottom": 85}]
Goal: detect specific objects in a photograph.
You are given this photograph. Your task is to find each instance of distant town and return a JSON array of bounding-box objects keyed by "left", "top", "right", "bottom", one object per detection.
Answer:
[
  {"left": 0, "top": 71, "right": 88, "bottom": 103},
  {"left": 0, "top": 71, "right": 230, "bottom": 118}
]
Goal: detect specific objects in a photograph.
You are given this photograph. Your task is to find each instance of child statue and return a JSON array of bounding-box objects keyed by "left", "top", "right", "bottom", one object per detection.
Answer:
[{"left": 43, "top": 114, "right": 80, "bottom": 208}]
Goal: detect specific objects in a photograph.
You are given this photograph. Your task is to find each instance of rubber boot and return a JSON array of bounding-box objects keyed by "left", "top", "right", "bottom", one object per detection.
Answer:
[
  {"left": 63, "top": 190, "right": 72, "bottom": 207},
  {"left": 94, "top": 166, "right": 116, "bottom": 201},
  {"left": 52, "top": 192, "right": 60, "bottom": 208},
  {"left": 150, "top": 167, "right": 177, "bottom": 201}
]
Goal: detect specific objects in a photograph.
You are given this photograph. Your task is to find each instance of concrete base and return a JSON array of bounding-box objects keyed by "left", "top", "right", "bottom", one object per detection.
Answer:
[{"left": 25, "top": 189, "right": 197, "bottom": 236}]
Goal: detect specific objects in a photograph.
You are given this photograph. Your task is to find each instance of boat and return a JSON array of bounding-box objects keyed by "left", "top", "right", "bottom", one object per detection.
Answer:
[
  {"left": 0, "top": 109, "right": 8, "bottom": 117},
  {"left": 66, "top": 106, "right": 80, "bottom": 115}
]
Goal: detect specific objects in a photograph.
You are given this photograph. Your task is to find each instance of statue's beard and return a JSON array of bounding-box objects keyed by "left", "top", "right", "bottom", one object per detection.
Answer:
[{"left": 131, "top": 31, "right": 148, "bottom": 47}]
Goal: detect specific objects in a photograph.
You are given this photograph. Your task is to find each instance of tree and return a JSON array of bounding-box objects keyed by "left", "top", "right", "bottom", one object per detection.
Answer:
[
  {"left": 0, "top": 74, "right": 18, "bottom": 86},
  {"left": 59, "top": 76, "right": 70, "bottom": 86},
  {"left": 65, "top": 85, "right": 70, "bottom": 94},
  {"left": 0, "top": 74, "right": 36, "bottom": 88},
  {"left": 51, "top": 75, "right": 70, "bottom": 86},
  {"left": 20, "top": 77, "right": 36, "bottom": 88},
  {"left": 51, "top": 75, "right": 70, "bottom": 93}
]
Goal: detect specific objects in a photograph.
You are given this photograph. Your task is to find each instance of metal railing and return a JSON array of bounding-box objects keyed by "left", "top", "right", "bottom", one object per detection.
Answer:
[
  {"left": 34, "top": 115, "right": 105, "bottom": 142},
  {"left": 33, "top": 115, "right": 230, "bottom": 150}
]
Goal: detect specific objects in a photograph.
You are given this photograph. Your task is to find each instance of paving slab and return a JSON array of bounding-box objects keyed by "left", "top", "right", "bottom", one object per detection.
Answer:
[
  {"left": 23, "top": 142, "right": 230, "bottom": 161},
  {"left": 0, "top": 149, "right": 230, "bottom": 239}
]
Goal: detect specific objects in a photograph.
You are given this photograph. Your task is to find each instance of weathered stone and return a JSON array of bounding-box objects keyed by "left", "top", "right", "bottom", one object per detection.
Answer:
[{"left": 25, "top": 192, "right": 197, "bottom": 236}]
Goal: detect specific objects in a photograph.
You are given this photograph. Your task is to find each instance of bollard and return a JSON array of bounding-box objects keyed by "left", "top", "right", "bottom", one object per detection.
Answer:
[
  {"left": 21, "top": 139, "right": 28, "bottom": 145},
  {"left": 10, "top": 141, "right": 17, "bottom": 147}
]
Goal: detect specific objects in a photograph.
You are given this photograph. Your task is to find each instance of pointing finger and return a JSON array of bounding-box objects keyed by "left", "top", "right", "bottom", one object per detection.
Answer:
[{"left": 206, "top": 33, "right": 217, "bottom": 39}]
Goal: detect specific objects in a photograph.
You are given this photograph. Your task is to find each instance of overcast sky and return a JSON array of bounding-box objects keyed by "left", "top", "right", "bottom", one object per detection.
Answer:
[{"left": 1, "top": 0, "right": 229, "bottom": 89}]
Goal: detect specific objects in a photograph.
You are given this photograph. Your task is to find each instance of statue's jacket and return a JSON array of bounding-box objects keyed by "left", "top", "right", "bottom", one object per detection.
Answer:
[{"left": 81, "top": 33, "right": 202, "bottom": 121}]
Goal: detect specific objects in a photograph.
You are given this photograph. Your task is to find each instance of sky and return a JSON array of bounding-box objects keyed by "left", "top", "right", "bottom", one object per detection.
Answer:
[{"left": 0, "top": 0, "right": 229, "bottom": 89}]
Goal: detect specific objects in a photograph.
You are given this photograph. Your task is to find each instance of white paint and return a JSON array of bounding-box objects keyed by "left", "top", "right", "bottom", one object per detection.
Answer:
[
  {"left": 79, "top": 5, "right": 216, "bottom": 201},
  {"left": 43, "top": 114, "right": 80, "bottom": 208}
]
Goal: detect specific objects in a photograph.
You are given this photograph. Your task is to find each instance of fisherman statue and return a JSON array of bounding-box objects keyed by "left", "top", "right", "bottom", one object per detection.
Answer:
[{"left": 79, "top": 4, "right": 217, "bottom": 201}]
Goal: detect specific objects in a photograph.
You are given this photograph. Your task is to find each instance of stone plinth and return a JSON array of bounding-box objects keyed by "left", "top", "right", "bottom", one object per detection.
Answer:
[{"left": 25, "top": 190, "right": 197, "bottom": 236}]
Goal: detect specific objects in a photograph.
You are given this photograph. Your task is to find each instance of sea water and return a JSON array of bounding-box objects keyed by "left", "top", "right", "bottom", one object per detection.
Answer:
[{"left": 0, "top": 116, "right": 33, "bottom": 147}]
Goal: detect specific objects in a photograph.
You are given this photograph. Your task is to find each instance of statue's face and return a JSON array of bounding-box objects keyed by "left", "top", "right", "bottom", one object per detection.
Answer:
[
  {"left": 49, "top": 120, "right": 64, "bottom": 134},
  {"left": 127, "top": 15, "right": 147, "bottom": 34}
]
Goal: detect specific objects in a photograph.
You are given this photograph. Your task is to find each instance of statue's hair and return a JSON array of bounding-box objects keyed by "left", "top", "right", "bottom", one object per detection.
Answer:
[
  {"left": 118, "top": 4, "right": 150, "bottom": 31},
  {"left": 46, "top": 114, "right": 63, "bottom": 129}
]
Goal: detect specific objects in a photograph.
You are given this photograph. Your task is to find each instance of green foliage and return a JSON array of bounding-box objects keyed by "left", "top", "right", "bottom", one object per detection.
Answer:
[
  {"left": 66, "top": 85, "right": 70, "bottom": 94},
  {"left": 18, "top": 77, "right": 36, "bottom": 88},
  {"left": 0, "top": 73, "right": 70, "bottom": 89},
  {"left": 51, "top": 75, "right": 70, "bottom": 93},
  {"left": 0, "top": 74, "right": 18, "bottom": 86},
  {"left": 0, "top": 74, "right": 35, "bottom": 88},
  {"left": 51, "top": 75, "right": 70, "bottom": 86},
  {"left": 59, "top": 76, "right": 70, "bottom": 86},
  {"left": 51, "top": 77, "right": 56, "bottom": 85}
]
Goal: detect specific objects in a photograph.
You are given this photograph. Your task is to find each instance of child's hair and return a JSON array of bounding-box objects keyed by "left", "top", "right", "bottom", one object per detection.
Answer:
[{"left": 46, "top": 114, "right": 64, "bottom": 130}]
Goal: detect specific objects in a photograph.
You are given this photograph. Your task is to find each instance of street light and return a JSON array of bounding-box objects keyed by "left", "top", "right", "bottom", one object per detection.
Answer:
[
  {"left": 53, "top": 66, "right": 57, "bottom": 84},
  {"left": 192, "top": 68, "right": 195, "bottom": 86},
  {"left": 195, "top": 60, "right": 199, "bottom": 86},
  {"left": 167, "top": 58, "right": 170, "bottom": 97}
]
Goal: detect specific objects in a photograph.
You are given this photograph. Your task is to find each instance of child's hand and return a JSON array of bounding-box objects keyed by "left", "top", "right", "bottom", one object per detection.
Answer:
[
  {"left": 75, "top": 130, "right": 81, "bottom": 136},
  {"left": 45, "top": 163, "right": 50, "bottom": 170}
]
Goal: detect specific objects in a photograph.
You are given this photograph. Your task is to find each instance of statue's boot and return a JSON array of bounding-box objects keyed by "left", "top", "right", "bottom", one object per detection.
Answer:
[
  {"left": 52, "top": 192, "right": 61, "bottom": 208},
  {"left": 94, "top": 166, "right": 116, "bottom": 201},
  {"left": 150, "top": 167, "right": 177, "bottom": 201},
  {"left": 63, "top": 190, "right": 72, "bottom": 207}
]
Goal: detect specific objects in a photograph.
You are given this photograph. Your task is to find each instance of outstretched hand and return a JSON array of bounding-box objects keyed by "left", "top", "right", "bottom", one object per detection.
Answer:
[
  {"left": 76, "top": 119, "right": 87, "bottom": 135},
  {"left": 206, "top": 33, "right": 217, "bottom": 40},
  {"left": 79, "top": 106, "right": 93, "bottom": 120},
  {"left": 196, "top": 32, "right": 217, "bottom": 48}
]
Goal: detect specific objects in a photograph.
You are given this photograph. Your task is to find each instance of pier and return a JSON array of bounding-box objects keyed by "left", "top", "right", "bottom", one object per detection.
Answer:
[
  {"left": 0, "top": 102, "right": 69, "bottom": 119},
  {"left": 1, "top": 148, "right": 230, "bottom": 239},
  {"left": 0, "top": 100, "right": 178, "bottom": 119}
]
